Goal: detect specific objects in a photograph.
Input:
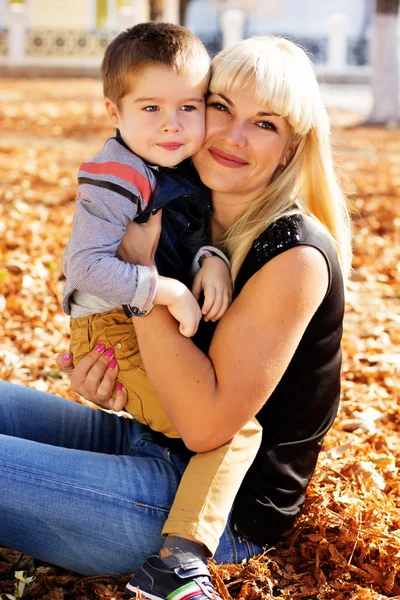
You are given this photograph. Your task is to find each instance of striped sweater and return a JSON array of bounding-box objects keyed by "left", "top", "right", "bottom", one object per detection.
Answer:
[{"left": 63, "top": 137, "right": 170, "bottom": 317}]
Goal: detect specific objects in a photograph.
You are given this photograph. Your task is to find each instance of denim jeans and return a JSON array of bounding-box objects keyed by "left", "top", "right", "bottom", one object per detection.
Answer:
[{"left": 0, "top": 381, "right": 262, "bottom": 576}]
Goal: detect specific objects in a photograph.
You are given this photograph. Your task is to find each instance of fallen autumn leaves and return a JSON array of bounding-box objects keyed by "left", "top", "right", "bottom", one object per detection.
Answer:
[{"left": 0, "top": 80, "right": 400, "bottom": 599}]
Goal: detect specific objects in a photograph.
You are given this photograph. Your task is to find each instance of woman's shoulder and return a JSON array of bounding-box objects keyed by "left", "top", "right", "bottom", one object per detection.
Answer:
[
  {"left": 235, "top": 212, "right": 342, "bottom": 297},
  {"left": 254, "top": 212, "right": 335, "bottom": 264}
]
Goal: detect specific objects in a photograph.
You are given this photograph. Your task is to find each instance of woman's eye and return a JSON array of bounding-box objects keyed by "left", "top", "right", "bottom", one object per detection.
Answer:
[
  {"left": 181, "top": 105, "right": 196, "bottom": 112},
  {"left": 257, "top": 120, "right": 277, "bottom": 131},
  {"left": 143, "top": 105, "right": 158, "bottom": 112},
  {"left": 208, "top": 102, "right": 229, "bottom": 113}
]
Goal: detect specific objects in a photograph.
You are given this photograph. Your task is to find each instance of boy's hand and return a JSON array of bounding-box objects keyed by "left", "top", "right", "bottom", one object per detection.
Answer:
[
  {"left": 192, "top": 256, "right": 232, "bottom": 322},
  {"left": 117, "top": 210, "right": 162, "bottom": 266},
  {"left": 155, "top": 276, "right": 202, "bottom": 338}
]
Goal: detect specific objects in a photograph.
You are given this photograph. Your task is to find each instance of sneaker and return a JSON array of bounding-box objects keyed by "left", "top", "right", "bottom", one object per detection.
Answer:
[{"left": 126, "top": 555, "right": 222, "bottom": 600}]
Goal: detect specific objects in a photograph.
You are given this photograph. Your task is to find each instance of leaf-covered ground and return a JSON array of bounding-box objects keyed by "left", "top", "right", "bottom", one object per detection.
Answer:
[{"left": 0, "top": 80, "right": 399, "bottom": 600}]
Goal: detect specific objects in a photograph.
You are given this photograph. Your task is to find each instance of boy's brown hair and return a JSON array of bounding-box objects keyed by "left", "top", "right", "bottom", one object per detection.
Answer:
[{"left": 102, "top": 22, "right": 210, "bottom": 104}]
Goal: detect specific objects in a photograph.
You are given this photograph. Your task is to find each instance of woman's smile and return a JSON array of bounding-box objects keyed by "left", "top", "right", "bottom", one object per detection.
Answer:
[{"left": 208, "top": 146, "right": 249, "bottom": 168}]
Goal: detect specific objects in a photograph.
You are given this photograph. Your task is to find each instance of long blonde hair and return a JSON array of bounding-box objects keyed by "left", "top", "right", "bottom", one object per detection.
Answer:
[{"left": 210, "top": 36, "right": 352, "bottom": 281}]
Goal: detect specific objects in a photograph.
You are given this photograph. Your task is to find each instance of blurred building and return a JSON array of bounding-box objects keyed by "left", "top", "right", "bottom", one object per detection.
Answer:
[
  {"left": 0, "top": 0, "right": 172, "bottom": 30},
  {"left": 0, "top": 0, "right": 374, "bottom": 78}
]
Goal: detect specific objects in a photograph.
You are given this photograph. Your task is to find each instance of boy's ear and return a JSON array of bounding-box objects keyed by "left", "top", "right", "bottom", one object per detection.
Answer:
[{"left": 105, "top": 98, "right": 120, "bottom": 127}]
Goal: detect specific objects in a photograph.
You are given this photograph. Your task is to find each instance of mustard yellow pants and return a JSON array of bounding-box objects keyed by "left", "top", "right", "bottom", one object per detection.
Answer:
[{"left": 70, "top": 308, "right": 262, "bottom": 555}]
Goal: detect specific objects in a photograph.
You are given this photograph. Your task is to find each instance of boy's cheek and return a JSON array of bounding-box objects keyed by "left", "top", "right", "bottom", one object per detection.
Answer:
[{"left": 186, "top": 114, "right": 206, "bottom": 153}]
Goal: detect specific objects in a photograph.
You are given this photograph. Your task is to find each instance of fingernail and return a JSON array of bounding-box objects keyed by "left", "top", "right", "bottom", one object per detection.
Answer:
[
  {"left": 108, "top": 359, "right": 117, "bottom": 369},
  {"left": 95, "top": 344, "right": 106, "bottom": 353},
  {"left": 117, "top": 382, "right": 123, "bottom": 391},
  {"left": 63, "top": 353, "right": 72, "bottom": 361},
  {"left": 104, "top": 348, "right": 114, "bottom": 358}
]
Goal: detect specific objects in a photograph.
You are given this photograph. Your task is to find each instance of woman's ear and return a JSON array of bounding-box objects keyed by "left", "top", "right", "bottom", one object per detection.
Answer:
[
  {"left": 104, "top": 98, "right": 120, "bottom": 128},
  {"left": 288, "top": 132, "right": 301, "bottom": 159}
]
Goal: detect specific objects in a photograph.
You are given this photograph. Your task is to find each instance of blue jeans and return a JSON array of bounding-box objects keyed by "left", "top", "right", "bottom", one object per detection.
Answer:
[{"left": 0, "top": 381, "right": 262, "bottom": 576}]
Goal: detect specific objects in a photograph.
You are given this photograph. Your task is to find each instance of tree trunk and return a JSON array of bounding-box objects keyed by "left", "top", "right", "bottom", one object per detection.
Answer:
[
  {"left": 368, "top": 0, "right": 400, "bottom": 124},
  {"left": 150, "top": 0, "right": 163, "bottom": 21},
  {"left": 376, "top": 0, "right": 398, "bottom": 14},
  {"left": 179, "top": 0, "right": 189, "bottom": 25}
]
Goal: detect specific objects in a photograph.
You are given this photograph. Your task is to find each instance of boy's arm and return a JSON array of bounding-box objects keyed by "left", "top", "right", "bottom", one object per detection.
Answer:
[
  {"left": 65, "top": 186, "right": 202, "bottom": 336},
  {"left": 114, "top": 212, "right": 203, "bottom": 337},
  {"left": 64, "top": 182, "right": 155, "bottom": 308},
  {"left": 181, "top": 191, "right": 230, "bottom": 276}
]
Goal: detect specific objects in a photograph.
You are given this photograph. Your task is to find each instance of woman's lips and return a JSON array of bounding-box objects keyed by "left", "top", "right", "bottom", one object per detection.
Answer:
[
  {"left": 157, "top": 143, "right": 183, "bottom": 151},
  {"left": 208, "top": 147, "right": 249, "bottom": 168}
]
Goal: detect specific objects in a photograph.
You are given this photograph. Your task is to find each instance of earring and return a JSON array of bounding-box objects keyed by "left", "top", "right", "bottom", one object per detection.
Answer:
[{"left": 282, "top": 157, "right": 287, "bottom": 168}]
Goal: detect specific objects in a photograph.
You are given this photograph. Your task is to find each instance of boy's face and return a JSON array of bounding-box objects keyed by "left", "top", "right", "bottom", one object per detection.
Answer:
[{"left": 105, "top": 64, "right": 207, "bottom": 167}]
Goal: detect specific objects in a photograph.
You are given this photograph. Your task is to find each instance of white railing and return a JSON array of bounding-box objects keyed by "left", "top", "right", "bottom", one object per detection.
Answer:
[
  {"left": 0, "top": 3, "right": 113, "bottom": 69},
  {"left": 320, "top": 13, "right": 371, "bottom": 80},
  {"left": 219, "top": 10, "right": 370, "bottom": 81}
]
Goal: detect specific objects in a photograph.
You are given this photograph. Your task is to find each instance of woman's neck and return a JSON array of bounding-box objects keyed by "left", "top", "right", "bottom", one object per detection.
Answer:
[{"left": 209, "top": 191, "right": 253, "bottom": 244}]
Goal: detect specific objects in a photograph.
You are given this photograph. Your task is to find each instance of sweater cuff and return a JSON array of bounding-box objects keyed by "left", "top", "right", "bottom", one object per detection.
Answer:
[
  {"left": 129, "top": 265, "right": 158, "bottom": 312},
  {"left": 190, "top": 246, "right": 231, "bottom": 277}
]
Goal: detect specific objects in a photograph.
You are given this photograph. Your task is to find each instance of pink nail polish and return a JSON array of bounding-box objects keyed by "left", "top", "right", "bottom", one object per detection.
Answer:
[
  {"left": 108, "top": 359, "right": 117, "bottom": 369},
  {"left": 63, "top": 353, "right": 72, "bottom": 361},
  {"left": 104, "top": 348, "right": 114, "bottom": 358},
  {"left": 95, "top": 344, "right": 106, "bottom": 353},
  {"left": 117, "top": 382, "right": 123, "bottom": 391}
]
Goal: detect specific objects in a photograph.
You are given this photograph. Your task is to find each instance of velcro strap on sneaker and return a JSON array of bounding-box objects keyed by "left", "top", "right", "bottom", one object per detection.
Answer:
[{"left": 174, "top": 560, "right": 210, "bottom": 580}]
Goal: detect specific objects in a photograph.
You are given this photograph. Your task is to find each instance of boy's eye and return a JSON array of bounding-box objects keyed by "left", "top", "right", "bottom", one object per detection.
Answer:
[
  {"left": 143, "top": 105, "right": 159, "bottom": 112},
  {"left": 257, "top": 120, "right": 277, "bottom": 131},
  {"left": 207, "top": 101, "right": 229, "bottom": 113},
  {"left": 181, "top": 105, "right": 196, "bottom": 112}
]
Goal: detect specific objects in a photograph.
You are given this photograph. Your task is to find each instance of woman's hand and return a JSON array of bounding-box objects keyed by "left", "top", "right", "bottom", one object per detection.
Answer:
[
  {"left": 56, "top": 348, "right": 127, "bottom": 412},
  {"left": 117, "top": 209, "right": 162, "bottom": 265}
]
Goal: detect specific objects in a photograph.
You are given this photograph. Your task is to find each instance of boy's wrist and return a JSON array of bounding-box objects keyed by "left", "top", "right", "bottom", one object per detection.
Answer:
[
  {"left": 198, "top": 250, "right": 213, "bottom": 267},
  {"left": 122, "top": 265, "right": 158, "bottom": 317},
  {"left": 190, "top": 246, "right": 231, "bottom": 277},
  {"left": 154, "top": 276, "right": 187, "bottom": 307}
]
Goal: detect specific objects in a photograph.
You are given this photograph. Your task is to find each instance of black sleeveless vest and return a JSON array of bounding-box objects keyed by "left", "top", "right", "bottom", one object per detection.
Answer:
[
  {"left": 230, "top": 213, "right": 344, "bottom": 545},
  {"left": 195, "top": 213, "right": 345, "bottom": 546}
]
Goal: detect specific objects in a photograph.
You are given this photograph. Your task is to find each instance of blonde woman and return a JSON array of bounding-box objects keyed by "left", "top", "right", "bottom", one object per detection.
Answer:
[{"left": 0, "top": 36, "right": 351, "bottom": 599}]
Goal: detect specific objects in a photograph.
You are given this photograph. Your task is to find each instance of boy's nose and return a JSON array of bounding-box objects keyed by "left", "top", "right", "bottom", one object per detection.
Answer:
[{"left": 162, "top": 114, "right": 182, "bottom": 133}]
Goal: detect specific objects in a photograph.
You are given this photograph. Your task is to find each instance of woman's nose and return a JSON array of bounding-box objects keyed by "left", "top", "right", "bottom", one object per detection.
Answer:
[{"left": 223, "top": 121, "right": 247, "bottom": 147}]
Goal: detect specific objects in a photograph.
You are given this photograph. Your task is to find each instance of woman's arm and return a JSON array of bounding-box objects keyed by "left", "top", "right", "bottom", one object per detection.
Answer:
[{"left": 133, "top": 245, "right": 329, "bottom": 452}]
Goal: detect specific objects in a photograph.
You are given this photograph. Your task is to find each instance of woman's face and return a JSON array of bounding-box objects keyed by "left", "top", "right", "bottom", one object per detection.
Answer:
[{"left": 193, "top": 87, "right": 293, "bottom": 200}]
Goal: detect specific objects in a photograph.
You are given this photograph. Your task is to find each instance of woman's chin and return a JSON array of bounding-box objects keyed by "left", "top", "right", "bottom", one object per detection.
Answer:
[
  {"left": 201, "top": 173, "right": 241, "bottom": 194},
  {"left": 196, "top": 161, "right": 241, "bottom": 191}
]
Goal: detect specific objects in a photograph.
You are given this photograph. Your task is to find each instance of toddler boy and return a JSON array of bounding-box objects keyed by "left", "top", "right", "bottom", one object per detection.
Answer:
[{"left": 62, "top": 23, "right": 262, "bottom": 600}]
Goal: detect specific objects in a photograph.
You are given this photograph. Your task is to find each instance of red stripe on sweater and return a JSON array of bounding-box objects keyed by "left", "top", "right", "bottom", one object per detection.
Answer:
[{"left": 80, "top": 161, "right": 152, "bottom": 204}]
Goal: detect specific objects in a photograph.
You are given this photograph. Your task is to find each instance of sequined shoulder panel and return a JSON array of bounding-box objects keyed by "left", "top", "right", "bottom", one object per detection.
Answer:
[{"left": 253, "top": 214, "right": 302, "bottom": 265}]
